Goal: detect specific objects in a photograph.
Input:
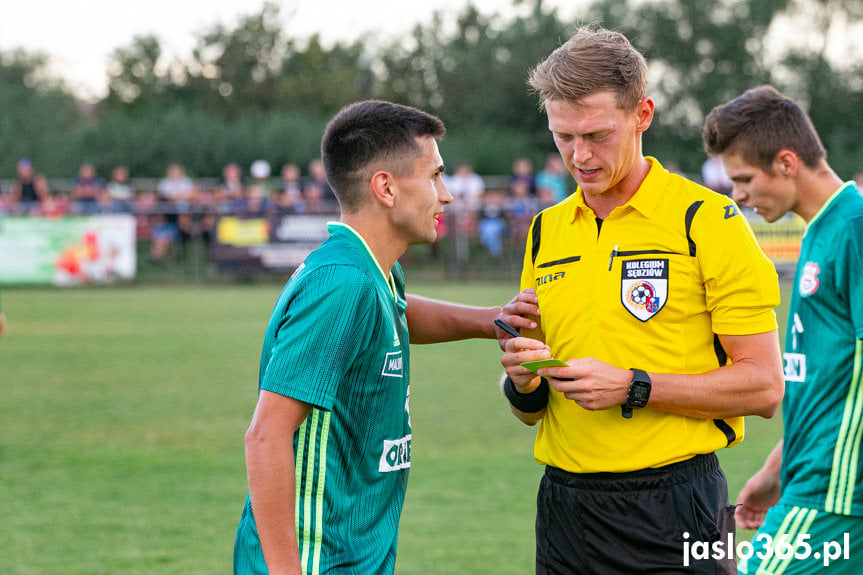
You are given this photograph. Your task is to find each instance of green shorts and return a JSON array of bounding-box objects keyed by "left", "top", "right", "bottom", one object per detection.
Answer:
[{"left": 738, "top": 503, "right": 863, "bottom": 574}]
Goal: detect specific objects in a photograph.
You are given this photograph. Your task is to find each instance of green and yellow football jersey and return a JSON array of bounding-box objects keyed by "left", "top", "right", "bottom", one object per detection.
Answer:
[{"left": 234, "top": 223, "right": 411, "bottom": 574}]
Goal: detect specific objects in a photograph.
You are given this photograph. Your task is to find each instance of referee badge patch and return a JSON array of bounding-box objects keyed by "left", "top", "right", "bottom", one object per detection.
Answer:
[{"left": 621, "top": 258, "right": 668, "bottom": 321}]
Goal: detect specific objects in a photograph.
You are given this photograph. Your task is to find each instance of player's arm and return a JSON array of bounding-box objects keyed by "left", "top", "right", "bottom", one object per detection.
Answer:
[
  {"left": 538, "top": 329, "right": 784, "bottom": 419},
  {"left": 405, "top": 289, "right": 539, "bottom": 344},
  {"left": 244, "top": 389, "right": 312, "bottom": 575},
  {"left": 736, "top": 440, "right": 783, "bottom": 530}
]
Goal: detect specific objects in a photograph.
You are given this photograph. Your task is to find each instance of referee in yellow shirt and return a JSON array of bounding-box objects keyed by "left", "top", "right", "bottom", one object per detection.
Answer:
[{"left": 500, "top": 27, "right": 784, "bottom": 574}]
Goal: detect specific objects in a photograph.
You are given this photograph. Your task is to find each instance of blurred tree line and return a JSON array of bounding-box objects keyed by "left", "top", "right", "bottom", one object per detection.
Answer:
[{"left": 2, "top": 0, "right": 862, "bottom": 180}]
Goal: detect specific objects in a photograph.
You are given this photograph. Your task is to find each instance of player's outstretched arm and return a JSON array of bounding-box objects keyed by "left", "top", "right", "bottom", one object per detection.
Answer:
[
  {"left": 245, "top": 390, "right": 312, "bottom": 575},
  {"left": 405, "top": 289, "right": 539, "bottom": 344}
]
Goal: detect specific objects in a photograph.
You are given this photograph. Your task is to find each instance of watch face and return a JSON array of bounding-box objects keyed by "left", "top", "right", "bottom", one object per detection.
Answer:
[{"left": 630, "top": 382, "right": 650, "bottom": 404}]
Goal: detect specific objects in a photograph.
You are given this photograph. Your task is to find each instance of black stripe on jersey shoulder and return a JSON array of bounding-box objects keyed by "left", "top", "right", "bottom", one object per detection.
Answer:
[
  {"left": 711, "top": 334, "right": 735, "bottom": 446},
  {"left": 712, "top": 334, "right": 728, "bottom": 366},
  {"left": 712, "top": 419, "right": 737, "bottom": 447},
  {"left": 537, "top": 256, "right": 581, "bottom": 269},
  {"left": 685, "top": 200, "right": 704, "bottom": 257},
  {"left": 531, "top": 213, "right": 543, "bottom": 265}
]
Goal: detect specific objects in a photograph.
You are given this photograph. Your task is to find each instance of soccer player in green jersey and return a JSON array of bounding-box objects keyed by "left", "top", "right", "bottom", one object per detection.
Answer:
[
  {"left": 704, "top": 85, "right": 863, "bottom": 574},
  {"left": 233, "top": 100, "right": 537, "bottom": 575}
]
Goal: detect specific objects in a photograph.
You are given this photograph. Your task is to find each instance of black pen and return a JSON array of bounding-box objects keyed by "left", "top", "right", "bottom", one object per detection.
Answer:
[{"left": 494, "top": 318, "right": 521, "bottom": 338}]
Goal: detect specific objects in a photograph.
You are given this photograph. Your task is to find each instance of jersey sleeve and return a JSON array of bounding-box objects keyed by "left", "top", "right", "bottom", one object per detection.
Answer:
[
  {"left": 837, "top": 215, "right": 863, "bottom": 339},
  {"left": 261, "top": 264, "right": 375, "bottom": 410},
  {"left": 693, "top": 199, "right": 780, "bottom": 335}
]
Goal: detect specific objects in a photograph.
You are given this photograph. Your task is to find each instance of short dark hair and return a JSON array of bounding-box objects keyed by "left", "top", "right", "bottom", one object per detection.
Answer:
[
  {"left": 702, "top": 85, "right": 826, "bottom": 173},
  {"left": 528, "top": 26, "right": 648, "bottom": 112},
  {"left": 321, "top": 100, "right": 446, "bottom": 212}
]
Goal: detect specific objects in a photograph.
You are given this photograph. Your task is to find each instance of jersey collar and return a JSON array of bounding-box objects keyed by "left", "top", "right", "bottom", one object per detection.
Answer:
[
  {"left": 803, "top": 181, "right": 858, "bottom": 238},
  {"left": 568, "top": 156, "right": 667, "bottom": 222},
  {"left": 327, "top": 221, "right": 397, "bottom": 298}
]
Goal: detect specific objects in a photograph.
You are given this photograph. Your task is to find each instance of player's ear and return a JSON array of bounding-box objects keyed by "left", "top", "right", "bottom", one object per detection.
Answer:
[
  {"left": 774, "top": 149, "right": 798, "bottom": 177},
  {"left": 635, "top": 97, "right": 655, "bottom": 133},
  {"left": 370, "top": 170, "right": 396, "bottom": 208}
]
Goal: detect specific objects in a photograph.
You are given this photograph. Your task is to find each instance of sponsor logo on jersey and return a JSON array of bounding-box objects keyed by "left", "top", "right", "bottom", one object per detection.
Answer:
[
  {"left": 379, "top": 434, "right": 411, "bottom": 472},
  {"left": 381, "top": 351, "right": 403, "bottom": 378},
  {"left": 784, "top": 352, "right": 806, "bottom": 382},
  {"left": 621, "top": 258, "right": 668, "bottom": 321},
  {"left": 724, "top": 204, "right": 739, "bottom": 219},
  {"left": 536, "top": 271, "right": 566, "bottom": 287},
  {"left": 799, "top": 261, "right": 820, "bottom": 297}
]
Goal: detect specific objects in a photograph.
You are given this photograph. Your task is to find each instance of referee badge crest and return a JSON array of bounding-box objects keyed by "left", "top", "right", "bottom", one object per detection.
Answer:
[{"left": 621, "top": 258, "right": 668, "bottom": 321}]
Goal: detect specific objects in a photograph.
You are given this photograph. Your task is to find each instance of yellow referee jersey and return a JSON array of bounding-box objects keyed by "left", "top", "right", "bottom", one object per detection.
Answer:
[{"left": 521, "top": 157, "right": 779, "bottom": 473}]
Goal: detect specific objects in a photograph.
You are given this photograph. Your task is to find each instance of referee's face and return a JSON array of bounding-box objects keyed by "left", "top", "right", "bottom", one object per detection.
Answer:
[
  {"left": 547, "top": 91, "right": 653, "bottom": 205},
  {"left": 391, "top": 136, "right": 452, "bottom": 245}
]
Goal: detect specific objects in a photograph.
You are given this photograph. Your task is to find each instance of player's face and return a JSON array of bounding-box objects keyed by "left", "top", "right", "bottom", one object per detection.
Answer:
[
  {"left": 546, "top": 91, "right": 653, "bottom": 203},
  {"left": 720, "top": 152, "right": 795, "bottom": 223},
  {"left": 391, "top": 136, "right": 451, "bottom": 245}
]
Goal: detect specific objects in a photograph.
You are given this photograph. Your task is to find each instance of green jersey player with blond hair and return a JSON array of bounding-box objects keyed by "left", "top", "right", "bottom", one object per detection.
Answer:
[{"left": 704, "top": 85, "right": 863, "bottom": 574}]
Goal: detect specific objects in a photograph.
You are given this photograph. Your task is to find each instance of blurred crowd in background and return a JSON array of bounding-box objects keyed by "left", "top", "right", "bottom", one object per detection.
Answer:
[{"left": 6, "top": 152, "right": 839, "bottom": 266}]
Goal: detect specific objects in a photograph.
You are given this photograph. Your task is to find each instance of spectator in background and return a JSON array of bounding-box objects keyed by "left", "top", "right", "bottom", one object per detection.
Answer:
[
  {"left": 536, "top": 186, "right": 557, "bottom": 211},
  {"left": 71, "top": 163, "right": 105, "bottom": 214},
  {"left": 510, "top": 156, "right": 536, "bottom": 196},
  {"left": 507, "top": 178, "right": 538, "bottom": 246},
  {"left": 37, "top": 191, "right": 69, "bottom": 218},
  {"left": 216, "top": 162, "right": 245, "bottom": 212},
  {"left": 158, "top": 163, "right": 196, "bottom": 203},
  {"left": 177, "top": 188, "right": 217, "bottom": 259},
  {"left": 444, "top": 163, "right": 485, "bottom": 210},
  {"left": 247, "top": 160, "right": 273, "bottom": 200},
  {"left": 151, "top": 163, "right": 195, "bottom": 262},
  {"left": 701, "top": 154, "right": 733, "bottom": 196},
  {"left": 274, "top": 163, "right": 306, "bottom": 214},
  {"left": 105, "top": 166, "right": 134, "bottom": 203},
  {"left": 535, "top": 153, "right": 569, "bottom": 203},
  {"left": 8, "top": 158, "right": 49, "bottom": 214},
  {"left": 306, "top": 158, "right": 337, "bottom": 204},
  {"left": 443, "top": 163, "right": 485, "bottom": 240},
  {"left": 478, "top": 190, "right": 507, "bottom": 258},
  {"left": 95, "top": 165, "right": 134, "bottom": 214},
  {"left": 301, "top": 181, "right": 335, "bottom": 214}
]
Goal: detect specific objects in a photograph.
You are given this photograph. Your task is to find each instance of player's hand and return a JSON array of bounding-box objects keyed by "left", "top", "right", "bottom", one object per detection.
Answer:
[
  {"left": 538, "top": 357, "right": 630, "bottom": 411},
  {"left": 501, "top": 336, "right": 550, "bottom": 392},
  {"left": 495, "top": 288, "right": 539, "bottom": 350},
  {"left": 734, "top": 469, "right": 780, "bottom": 530}
]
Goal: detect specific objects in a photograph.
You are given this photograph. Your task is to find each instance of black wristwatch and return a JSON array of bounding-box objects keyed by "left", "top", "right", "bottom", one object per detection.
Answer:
[{"left": 622, "top": 368, "right": 651, "bottom": 418}]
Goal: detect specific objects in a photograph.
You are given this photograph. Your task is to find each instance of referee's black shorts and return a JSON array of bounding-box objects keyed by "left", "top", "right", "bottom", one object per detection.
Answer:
[{"left": 536, "top": 453, "right": 736, "bottom": 574}]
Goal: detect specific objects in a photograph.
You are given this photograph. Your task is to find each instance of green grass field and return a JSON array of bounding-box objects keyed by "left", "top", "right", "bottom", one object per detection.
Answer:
[{"left": 0, "top": 281, "right": 787, "bottom": 574}]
